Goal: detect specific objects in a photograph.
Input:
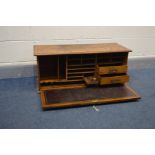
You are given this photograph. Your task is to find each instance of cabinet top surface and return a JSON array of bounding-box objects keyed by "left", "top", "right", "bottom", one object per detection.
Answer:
[{"left": 34, "top": 43, "right": 132, "bottom": 56}]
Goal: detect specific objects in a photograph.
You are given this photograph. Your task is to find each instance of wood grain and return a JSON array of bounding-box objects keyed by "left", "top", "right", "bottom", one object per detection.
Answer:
[
  {"left": 97, "top": 65, "right": 128, "bottom": 75},
  {"left": 100, "top": 75, "right": 129, "bottom": 85},
  {"left": 34, "top": 43, "right": 132, "bottom": 56}
]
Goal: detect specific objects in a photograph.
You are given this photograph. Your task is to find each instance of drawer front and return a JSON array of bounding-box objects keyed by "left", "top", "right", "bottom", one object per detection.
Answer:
[
  {"left": 97, "top": 65, "right": 128, "bottom": 75},
  {"left": 100, "top": 75, "right": 129, "bottom": 85}
]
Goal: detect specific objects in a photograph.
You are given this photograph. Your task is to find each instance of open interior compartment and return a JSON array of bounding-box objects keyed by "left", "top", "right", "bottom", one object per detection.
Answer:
[
  {"left": 38, "top": 55, "right": 66, "bottom": 82},
  {"left": 38, "top": 52, "right": 128, "bottom": 89}
]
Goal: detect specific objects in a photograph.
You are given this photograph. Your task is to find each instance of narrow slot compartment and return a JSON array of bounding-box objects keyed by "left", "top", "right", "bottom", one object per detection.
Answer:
[
  {"left": 38, "top": 55, "right": 67, "bottom": 85},
  {"left": 68, "top": 71, "right": 94, "bottom": 75},
  {"left": 68, "top": 67, "right": 95, "bottom": 71},
  {"left": 97, "top": 53, "right": 112, "bottom": 66},
  {"left": 111, "top": 53, "right": 128, "bottom": 65},
  {"left": 38, "top": 55, "right": 59, "bottom": 81},
  {"left": 59, "top": 55, "right": 66, "bottom": 79}
]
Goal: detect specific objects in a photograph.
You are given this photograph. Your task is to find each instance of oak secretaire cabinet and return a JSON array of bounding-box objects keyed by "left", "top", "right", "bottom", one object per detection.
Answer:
[{"left": 34, "top": 43, "right": 140, "bottom": 110}]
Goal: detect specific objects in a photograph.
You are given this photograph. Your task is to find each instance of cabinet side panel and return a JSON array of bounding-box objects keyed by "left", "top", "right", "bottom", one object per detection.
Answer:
[{"left": 37, "top": 57, "right": 41, "bottom": 91}]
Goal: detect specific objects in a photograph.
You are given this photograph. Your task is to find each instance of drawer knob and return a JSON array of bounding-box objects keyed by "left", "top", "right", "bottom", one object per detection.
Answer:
[{"left": 109, "top": 69, "right": 117, "bottom": 73}]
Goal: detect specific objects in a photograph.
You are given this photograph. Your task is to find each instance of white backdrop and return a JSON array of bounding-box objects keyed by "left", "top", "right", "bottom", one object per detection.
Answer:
[{"left": 0, "top": 26, "right": 155, "bottom": 65}]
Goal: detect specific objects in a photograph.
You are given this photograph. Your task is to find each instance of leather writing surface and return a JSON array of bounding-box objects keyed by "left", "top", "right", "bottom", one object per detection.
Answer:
[{"left": 45, "top": 85, "right": 137, "bottom": 104}]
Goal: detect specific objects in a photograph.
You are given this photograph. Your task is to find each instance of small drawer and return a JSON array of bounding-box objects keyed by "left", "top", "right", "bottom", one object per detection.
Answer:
[
  {"left": 97, "top": 65, "right": 128, "bottom": 75},
  {"left": 100, "top": 75, "right": 129, "bottom": 85}
]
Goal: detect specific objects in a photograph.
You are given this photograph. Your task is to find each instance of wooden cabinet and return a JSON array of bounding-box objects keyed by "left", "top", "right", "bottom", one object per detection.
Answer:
[{"left": 34, "top": 43, "right": 140, "bottom": 110}]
